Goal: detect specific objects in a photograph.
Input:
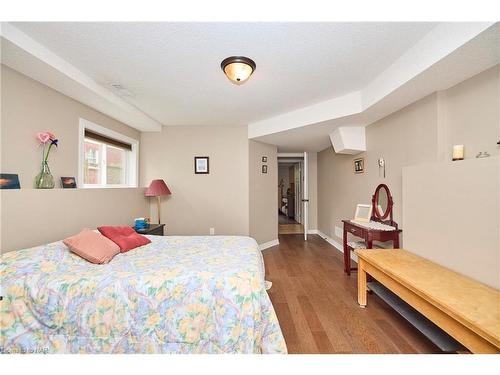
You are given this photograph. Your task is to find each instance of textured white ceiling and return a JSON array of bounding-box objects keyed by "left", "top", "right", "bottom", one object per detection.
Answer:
[
  {"left": 254, "top": 23, "right": 500, "bottom": 151},
  {"left": 12, "top": 22, "right": 436, "bottom": 126}
]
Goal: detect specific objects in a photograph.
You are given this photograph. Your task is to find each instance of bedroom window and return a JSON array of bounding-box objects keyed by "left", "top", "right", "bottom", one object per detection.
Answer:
[{"left": 79, "top": 118, "right": 138, "bottom": 188}]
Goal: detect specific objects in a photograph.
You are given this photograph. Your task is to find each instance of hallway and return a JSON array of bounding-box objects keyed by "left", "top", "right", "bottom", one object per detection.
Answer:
[{"left": 278, "top": 213, "right": 304, "bottom": 234}]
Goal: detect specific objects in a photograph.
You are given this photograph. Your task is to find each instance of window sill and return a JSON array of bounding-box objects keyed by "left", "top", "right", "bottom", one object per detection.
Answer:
[
  {"left": 82, "top": 185, "right": 138, "bottom": 189},
  {"left": 1, "top": 187, "right": 143, "bottom": 192}
]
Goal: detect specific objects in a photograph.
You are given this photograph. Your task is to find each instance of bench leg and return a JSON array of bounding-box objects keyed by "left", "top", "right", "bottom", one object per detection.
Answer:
[{"left": 358, "top": 259, "right": 367, "bottom": 308}]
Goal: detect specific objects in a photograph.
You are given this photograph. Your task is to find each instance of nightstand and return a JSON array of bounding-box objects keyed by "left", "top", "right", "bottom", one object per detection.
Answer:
[{"left": 133, "top": 223, "right": 165, "bottom": 236}]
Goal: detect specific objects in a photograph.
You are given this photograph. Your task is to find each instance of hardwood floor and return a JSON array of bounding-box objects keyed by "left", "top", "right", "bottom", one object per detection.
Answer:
[
  {"left": 278, "top": 213, "right": 304, "bottom": 234},
  {"left": 279, "top": 223, "right": 304, "bottom": 234},
  {"left": 263, "top": 234, "right": 441, "bottom": 354}
]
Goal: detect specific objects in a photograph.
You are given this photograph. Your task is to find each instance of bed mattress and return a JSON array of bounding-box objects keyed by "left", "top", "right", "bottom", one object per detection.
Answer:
[{"left": 0, "top": 235, "right": 286, "bottom": 354}]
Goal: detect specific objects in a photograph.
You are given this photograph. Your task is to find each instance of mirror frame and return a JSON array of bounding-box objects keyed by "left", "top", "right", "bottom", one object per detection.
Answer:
[{"left": 371, "top": 184, "right": 394, "bottom": 225}]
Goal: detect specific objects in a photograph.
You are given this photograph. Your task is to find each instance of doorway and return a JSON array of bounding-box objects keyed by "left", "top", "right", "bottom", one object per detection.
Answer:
[{"left": 278, "top": 154, "right": 307, "bottom": 236}]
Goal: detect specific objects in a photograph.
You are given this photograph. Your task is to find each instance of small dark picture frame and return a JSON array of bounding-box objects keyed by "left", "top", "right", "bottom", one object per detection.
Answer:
[
  {"left": 354, "top": 158, "right": 364, "bottom": 174},
  {"left": 194, "top": 156, "right": 210, "bottom": 174},
  {"left": 0, "top": 173, "right": 20, "bottom": 189},
  {"left": 262, "top": 165, "right": 268, "bottom": 174},
  {"left": 61, "top": 177, "right": 77, "bottom": 188},
  {"left": 262, "top": 156, "right": 267, "bottom": 162}
]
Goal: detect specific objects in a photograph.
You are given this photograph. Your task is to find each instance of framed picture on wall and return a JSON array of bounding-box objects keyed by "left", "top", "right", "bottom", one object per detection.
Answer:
[
  {"left": 0, "top": 173, "right": 20, "bottom": 189},
  {"left": 61, "top": 177, "right": 77, "bottom": 188},
  {"left": 262, "top": 156, "right": 267, "bottom": 162},
  {"left": 262, "top": 165, "right": 268, "bottom": 174},
  {"left": 194, "top": 156, "right": 210, "bottom": 174},
  {"left": 354, "top": 158, "right": 364, "bottom": 174}
]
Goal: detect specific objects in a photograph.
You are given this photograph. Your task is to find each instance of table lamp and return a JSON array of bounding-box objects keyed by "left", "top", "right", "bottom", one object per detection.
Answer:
[{"left": 145, "top": 179, "right": 171, "bottom": 224}]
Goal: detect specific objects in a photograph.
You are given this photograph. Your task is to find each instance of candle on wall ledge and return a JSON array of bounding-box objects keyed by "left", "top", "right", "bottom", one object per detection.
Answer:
[{"left": 452, "top": 145, "right": 464, "bottom": 161}]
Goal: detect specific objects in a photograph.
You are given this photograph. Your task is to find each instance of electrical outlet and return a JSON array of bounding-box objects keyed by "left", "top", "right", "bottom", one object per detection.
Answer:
[
  {"left": 335, "top": 226, "right": 343, "bottom": 239},
  {"left": 210, "top": 228, "right": 215, "bottom": 235}
]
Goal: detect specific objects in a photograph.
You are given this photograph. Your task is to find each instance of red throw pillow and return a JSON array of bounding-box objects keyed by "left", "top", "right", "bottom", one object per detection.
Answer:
[{"left": 98, "top": 226, "right": 151, "bottom": 253}]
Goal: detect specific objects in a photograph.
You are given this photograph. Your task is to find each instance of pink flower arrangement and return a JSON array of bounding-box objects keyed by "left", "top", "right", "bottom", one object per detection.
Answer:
[
  {"left": 34, "top": 131, "right": 59, "bottom": 188},
  {"left": 36, "top": 131, "right": 59, "bottom": 162}
]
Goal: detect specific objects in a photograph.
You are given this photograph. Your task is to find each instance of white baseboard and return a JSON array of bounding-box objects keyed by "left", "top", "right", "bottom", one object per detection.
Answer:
[
  {"left": 259, "top": 239, "right": 279, "bottom": 251},
  {"left": 317, "top": 230, "right": 358, "bottom": 262},
  {"left": 317, "top": 230, "right": 342, "bottom": 251}
]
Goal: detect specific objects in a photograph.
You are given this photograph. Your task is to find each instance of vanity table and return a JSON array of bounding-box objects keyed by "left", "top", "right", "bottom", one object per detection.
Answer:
[{"left": 342, "top": 184, "right": 402, "bottom": 275}]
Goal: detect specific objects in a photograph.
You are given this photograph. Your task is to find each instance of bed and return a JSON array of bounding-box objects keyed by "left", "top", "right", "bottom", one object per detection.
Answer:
[{"left": 0, "top": 235, "right": 286, "bottom": 354}]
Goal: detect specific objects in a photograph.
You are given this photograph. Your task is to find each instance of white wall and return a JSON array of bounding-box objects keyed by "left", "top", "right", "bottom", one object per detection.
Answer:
[
  {"left": 1, "top": 65, "right": 147, "bottom": 253},
  {"left": 249, "top": 140, "right": 278, "bottom": 244},
  {"left": 1, "top": 188, "right": 148, "bottom": 253},
  {"left": 140, "top": 126, "right": 249, "bottom": 237},
  {"left": 0, "top": 65, "right": 140, "bottom": 188},
  {"left": 441, "top": 65, "right": 500, "bottom": 159},
  {"left": 317, "top": 65, "right": 500, "bottom": 287},
  {"left": 403, "top": 157, "right": 499, "bottom": 289},
  {"left": 318, "top": 94, "right": 438, "bottom": 242}
]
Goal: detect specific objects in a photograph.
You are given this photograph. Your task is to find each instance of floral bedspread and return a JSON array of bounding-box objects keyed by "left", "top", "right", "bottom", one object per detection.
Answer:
[{"left": 0, "top": 235, "right": 286, "bottom": 354}]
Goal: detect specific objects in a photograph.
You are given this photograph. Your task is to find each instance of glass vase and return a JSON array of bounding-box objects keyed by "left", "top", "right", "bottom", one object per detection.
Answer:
[{"left": 35, "top": 161, "right": 55, "bottom": 189}]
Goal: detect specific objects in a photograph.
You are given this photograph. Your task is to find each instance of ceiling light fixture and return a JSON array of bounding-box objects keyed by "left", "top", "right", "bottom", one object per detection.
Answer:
[{"left": 221, "top": 56, "right": 256, "bottom": 85}]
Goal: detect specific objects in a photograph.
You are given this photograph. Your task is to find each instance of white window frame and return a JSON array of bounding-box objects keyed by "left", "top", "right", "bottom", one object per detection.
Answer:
[{"left": 78, "top": 118, "right": 139, "bottom": 188}]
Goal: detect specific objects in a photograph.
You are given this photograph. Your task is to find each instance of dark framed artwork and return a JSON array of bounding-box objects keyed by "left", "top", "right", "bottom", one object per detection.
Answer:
[
  {"left": 61, "top": 177, "right": 77, "bottom": 188},
  {"left": 194, "top": 156, "right": 209, "bottom": 174},
  {"left": 0, "top": 174, "right": 20, "bottom": 189},
  {"left": 354, "top": 158, "right": 364, "bottom": 174},
  {"left": 262, "top": 156, "right": 267, "bottom": 162},
  {"left": 262, "top": 165, "right": 268, "bottom": 174}
]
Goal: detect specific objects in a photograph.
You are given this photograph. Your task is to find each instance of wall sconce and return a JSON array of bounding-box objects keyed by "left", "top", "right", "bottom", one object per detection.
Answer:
[
  {"left": 378, "top": 158, "right": 385, "bottom": 178},
  {"left": 452, "top": 145, "right": 464, "bottom": 161}
]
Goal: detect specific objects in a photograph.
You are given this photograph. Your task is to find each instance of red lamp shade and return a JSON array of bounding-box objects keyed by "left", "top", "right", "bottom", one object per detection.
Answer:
[{"left": 145, "top": 179, "right": 171, "bottom": 197}]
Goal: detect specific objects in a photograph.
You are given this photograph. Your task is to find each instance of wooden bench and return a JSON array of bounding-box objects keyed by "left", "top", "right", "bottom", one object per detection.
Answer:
[{"left": 355, "top": 249, "right": 500, "bottom": 354}]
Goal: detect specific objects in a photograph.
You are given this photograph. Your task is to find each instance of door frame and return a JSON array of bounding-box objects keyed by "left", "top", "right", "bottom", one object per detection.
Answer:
[
  {"left": 303, "top": 152, "right": 308, "bottom": 241},
  {"left": 277, "top": 152, "right": 309, "bottom": 240}
]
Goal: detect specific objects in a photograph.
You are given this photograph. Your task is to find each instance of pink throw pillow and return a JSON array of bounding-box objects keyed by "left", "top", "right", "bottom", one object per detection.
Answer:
[
  {"left": 98, "top": 226, "right": 151, "bottom": 253},
  {"left": 63, "top": 229, "right": 120, "bottom": 264}
]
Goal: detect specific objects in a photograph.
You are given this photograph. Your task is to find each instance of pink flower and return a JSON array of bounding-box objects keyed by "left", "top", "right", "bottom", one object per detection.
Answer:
[
  {"left": 36, "top": 132, "right": 51, "bottom": 144},
  {"left": 47, "top": 132, "right": 56, "bottom": 140}
]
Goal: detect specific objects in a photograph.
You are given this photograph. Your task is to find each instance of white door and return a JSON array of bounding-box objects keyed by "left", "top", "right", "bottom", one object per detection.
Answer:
[{"left": 303, "top": 152, "right": 308, "bottom": 241}]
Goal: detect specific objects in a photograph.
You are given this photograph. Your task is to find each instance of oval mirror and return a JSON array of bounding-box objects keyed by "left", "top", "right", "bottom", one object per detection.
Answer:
[
  {"left": 377, "top": 187, "right": 389, "bottom": 217},
  {"left": 373, "top": 184, "right": 392, "bottom": 220}
]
